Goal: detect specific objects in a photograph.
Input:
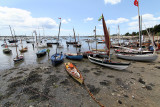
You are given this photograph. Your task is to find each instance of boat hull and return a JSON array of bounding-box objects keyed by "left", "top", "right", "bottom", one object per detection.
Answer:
[
  {"left": 13, "top": 55, "right": 24, "bottom": 62},
  {"left": 3, "top": 48, "right": 12, "bottom": 54},
  {"left": 116, "top": 54, "right": 158, "bottom": 62},
  {"left": 64, "top": 62, "right": 83, "bottom": 84},
  {"left": 36, "top": 49, "right": 47, "bottom": 58},
  {"left": 65, "top": 53, "right": 83, "bottom": 60},
  {"left": 51, "top": 53, "right": 64, "bottom": 66},
  {"left": 88, "top": 56, "right": 130, "bottom": 70}
]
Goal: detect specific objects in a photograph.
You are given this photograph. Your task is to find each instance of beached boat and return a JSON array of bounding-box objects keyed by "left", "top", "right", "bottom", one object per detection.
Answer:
[
  {"left": 19, "top": 46, "right": 28, "bottom": 53},
  {"left": 26, "top": 40, "right": 35, "bottom": 43},
  {"left": 88, "top": 14, "right": 130, "bottom": 70},
  {"left": 51, "top": 18, "right": 64, "bottom": 66},
  {"left": 51, "top": 53, "right": 64, "bottom": 66},
  {"left": 36, "top": 49, "right": 47, "bottom": 58},
  {"left": 115, "top": 2, "right": 158, "bottom": 62},
  {"left": 116, "top": 53, "right": 158, "bottom": 62},
  {"left": 65, "top": 53, "right": 83, "bottom": 60},
  {"left": 8, "top": 40, "right": 18, "bottom": 43},
  {"left": 64, "top": 62, "right": 84, "bottom": 84},
  {"left": 3, "top": 48, "right": 12, "bottom": 54},
  {"left": 88, "top": 56, "right": 130, "bottom": 70},
  {"left": 7, "top": 44, "right": 18, "bottom": 47},
  {"left": 13, "top": 55, "right": 24, "bottom": 62},
  {"left": 66, "top": 41, "right": 78, "bottom": 44}
]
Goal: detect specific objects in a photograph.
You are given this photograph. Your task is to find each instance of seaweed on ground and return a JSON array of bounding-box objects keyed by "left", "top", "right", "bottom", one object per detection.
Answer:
[{"left": 87, "top": 84, "right": 100, "bottom": 95}]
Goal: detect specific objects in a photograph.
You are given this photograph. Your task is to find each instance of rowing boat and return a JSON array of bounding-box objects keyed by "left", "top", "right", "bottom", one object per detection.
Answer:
[{"left": 64, "top": 62, "right": 83, "bottom": 84}]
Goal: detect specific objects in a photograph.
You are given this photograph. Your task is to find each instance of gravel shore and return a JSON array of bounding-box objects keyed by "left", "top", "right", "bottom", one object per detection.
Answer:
[{"left": 0, "top": 55, "right": 160, "bottom": 107}]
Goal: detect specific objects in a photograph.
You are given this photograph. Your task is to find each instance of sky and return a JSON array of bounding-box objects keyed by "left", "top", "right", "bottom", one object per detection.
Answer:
[{"left": 0, "top": 0, "right": 160, "bottom": 36}]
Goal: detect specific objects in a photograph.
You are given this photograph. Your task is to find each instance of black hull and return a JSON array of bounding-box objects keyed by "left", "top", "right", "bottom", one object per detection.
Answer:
[
  {"left": 66, "top": 41, "right": 78, "bottom": 44},
  {"left": 36, "top": 52, "right": 46, "bottom": 58},
  {"left": 8, "top": 40, "right": 18, "bottom": 43}
]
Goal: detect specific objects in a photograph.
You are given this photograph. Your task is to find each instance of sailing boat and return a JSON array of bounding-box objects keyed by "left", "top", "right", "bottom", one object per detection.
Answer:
[
  {"left": 65, "top": 28, "right": 83, "bottom": 60},
  {"left": 83, "top": 26, "right": 99, "bottom": 58},
  {"left": 34, "top": 30, "right": 47, "bottom": 58},
  {"left": 73, "top": 34, "right": 81, "bottom": 47},
  {"left": 3, "top": 40, "right": 12, "bottom": 54},
  {"left": 51, "top": 18, "right": 64, "bottom": 66},
  {"left": 13, "top": 29, "right": 24, "bottom": 62},
  {"left": 66, "top": 31, "right": 78, "bottom": 45},
  {"left": 8, "top": 25, "right": 18, "bottom": 43},
  {"left": 88, "top": 14, "right": 130, "bottom": 70},
  {"left": 26, "top": 32, "right": 35, "bottom": 43},
  {"left": 116, "top": 0, "right": 158, "bottom": 62}
]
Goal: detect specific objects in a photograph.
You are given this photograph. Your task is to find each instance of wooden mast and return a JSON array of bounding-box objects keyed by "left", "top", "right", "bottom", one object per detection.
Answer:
[
  {"left": 9, "top": 25, "right": 14, "bottom": 41},
  {"left": 56, "top": 18, "right": 61, "bottom": 54}
]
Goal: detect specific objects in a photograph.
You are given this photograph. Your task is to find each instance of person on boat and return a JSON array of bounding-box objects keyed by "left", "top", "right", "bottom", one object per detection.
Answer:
[{"left": 60, "top": 52, "right": 63, "bottom": 57}]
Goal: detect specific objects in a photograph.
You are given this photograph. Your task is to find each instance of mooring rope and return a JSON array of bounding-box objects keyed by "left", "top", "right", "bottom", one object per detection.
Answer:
[{"left": 83, "top": 82, "right": 105, "bottom": 107}]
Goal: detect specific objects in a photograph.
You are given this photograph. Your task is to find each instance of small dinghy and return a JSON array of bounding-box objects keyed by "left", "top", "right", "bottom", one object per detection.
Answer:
[{"left": 64, "top": 62, "right": 83, "bottom": 84}]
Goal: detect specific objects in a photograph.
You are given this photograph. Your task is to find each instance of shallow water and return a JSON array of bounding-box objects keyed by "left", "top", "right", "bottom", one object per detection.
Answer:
[{"left": 0, "top": 36, "right": 106, "bottom": 71}]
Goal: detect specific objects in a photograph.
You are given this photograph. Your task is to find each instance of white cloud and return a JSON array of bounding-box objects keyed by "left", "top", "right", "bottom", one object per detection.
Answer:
[
  {"left": 61, "top": 18, "right": 71, "bottom": 24},
  {"left": 129, "top": 13, "right": 160, "bottom": 31},
  {"left": 0, "top": 6, "right": 58, "bottom": 30},
  {"left": 61, "top": 19, "right": 68, "bottom": 24},
  {"left": 68, "top": 18, "right": 71, "bottom": 21},
  {"left": 104, "top": 0, "right": 121, "bottom": 5},
  {"left": 84, "top": 17, "right": 93, "bottom": 22},
  {"left": 106, "top": 18, "right": 129, "bottom": 24},
  {"left": 132, "top": 14, "right": 160, "bottom": 21}
]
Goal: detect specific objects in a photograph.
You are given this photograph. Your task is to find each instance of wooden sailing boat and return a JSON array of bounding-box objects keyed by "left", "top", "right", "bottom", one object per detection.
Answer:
[
  {"left": 34, "top": 30, "right": 47, "bottom": 58},
  {"left": 13, "top": 29, "right": 24, "bottom": 62},
  {"left": 3, "top": 41, "right": 12, "bottom": 54},
  {"left": 65, "top": 28, "right": 83, "bottom": 60},
  {"left": 64, "top": 62, "right": 84, "bottom": 84},
  {"left": 8, "top": 25, "right": 18, "bottom": 43},
  {"left": 51, "top": 18, "right": 64, "bottom": 66},
  {"left": 116, "top": 0, "right": 158, "bottom": 62},
  {"left": 88, "top": 14, "right": 130, "bottom": 70}
]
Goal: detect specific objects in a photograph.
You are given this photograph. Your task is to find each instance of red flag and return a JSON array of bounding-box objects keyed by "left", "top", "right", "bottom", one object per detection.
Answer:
[
  {"left": 58, "top": 18, "right": 61, "bottom": 19},
  {"left": 134, "top": 0, "right": 138, "bottom": 7}
]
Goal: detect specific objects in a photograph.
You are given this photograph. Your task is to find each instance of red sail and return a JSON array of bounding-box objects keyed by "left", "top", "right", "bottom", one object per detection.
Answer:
[
  {"left": 134, "top": 0, "right": 138, "bottom": 7},
  {"left": 102, "top": 14, "right": 110, "bottom": 56}
]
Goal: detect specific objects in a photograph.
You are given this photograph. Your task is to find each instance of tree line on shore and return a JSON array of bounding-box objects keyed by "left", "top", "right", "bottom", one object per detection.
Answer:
[{"left": 124, "top": 24, "right": 160, "bottom": 36}]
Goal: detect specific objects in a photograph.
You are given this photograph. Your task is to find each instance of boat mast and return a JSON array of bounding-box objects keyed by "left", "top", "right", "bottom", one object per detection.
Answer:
[
  {"left": 94, "top": 26, "right": 97, "bottom": 53},
  {"left": 137, "top": 0, "right": 142, "bottom": 52},
  {"left": 9, "top": 25, "right": 14, "bottom": 40},
  {"left": 73, "top": 28, "right": 77, "bottom": 51},
  {"left": 13, "top": 29, "right": 18, "bottom": 57},
  {"left": 56, "top": 18, "right": 61, "bottom": 54}
]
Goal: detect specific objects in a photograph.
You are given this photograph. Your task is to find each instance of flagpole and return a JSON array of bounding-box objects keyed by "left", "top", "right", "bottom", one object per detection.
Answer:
[{"left": 138, "top": 0, "right": 142, "bottom": 51}]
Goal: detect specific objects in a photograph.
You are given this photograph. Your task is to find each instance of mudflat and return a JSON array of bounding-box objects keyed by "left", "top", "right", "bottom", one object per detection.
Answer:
[{"left": 0, "top": 55, "right": 160, "bottom": 107}]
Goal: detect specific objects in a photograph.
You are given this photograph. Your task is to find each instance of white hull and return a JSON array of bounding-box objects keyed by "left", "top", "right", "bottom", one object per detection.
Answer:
[
  {"left": 7, "top": 44, "right": 18, "bottom": 47},
  {"left": 36, "top": 43, "right": 47, "bottom": 48},
  {"left": 88, "top": 56, "right": 130, "bottom": 70},
  {"left": 116, "top": 53, "right": 158, "bottom": 62}
]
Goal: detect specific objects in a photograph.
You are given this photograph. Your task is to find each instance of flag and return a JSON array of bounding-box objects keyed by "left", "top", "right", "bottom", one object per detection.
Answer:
[
  {"left": 134, "top": 0, "right": 138, "bottom": 7},
  {"left": 58, "top": 18, "right": 61, "bottom": 19},
  {"left": 93, "top": 30, "right": 95, "bottom": 32},
  {"left": 98, "top": 16, "right": 102, "bottom": 21}
]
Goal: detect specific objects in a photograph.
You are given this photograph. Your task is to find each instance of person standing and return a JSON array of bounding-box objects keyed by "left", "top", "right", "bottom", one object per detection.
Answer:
[
  {"left": 32, "top": 43, "right": 34, "bottom": 50},
  {"left": 47, "top": 49, "right": 50, "bottom": 57}
]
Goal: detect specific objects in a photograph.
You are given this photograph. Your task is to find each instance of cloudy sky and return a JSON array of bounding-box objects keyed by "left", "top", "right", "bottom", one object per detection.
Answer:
[{"left": 0, "top": 0, "right": 160, "bottom": 36}]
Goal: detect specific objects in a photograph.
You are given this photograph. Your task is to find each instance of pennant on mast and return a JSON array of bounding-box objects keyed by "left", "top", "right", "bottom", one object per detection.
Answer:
[{"left": 134, "top": 0, "right": 138, "bottom": 7}]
